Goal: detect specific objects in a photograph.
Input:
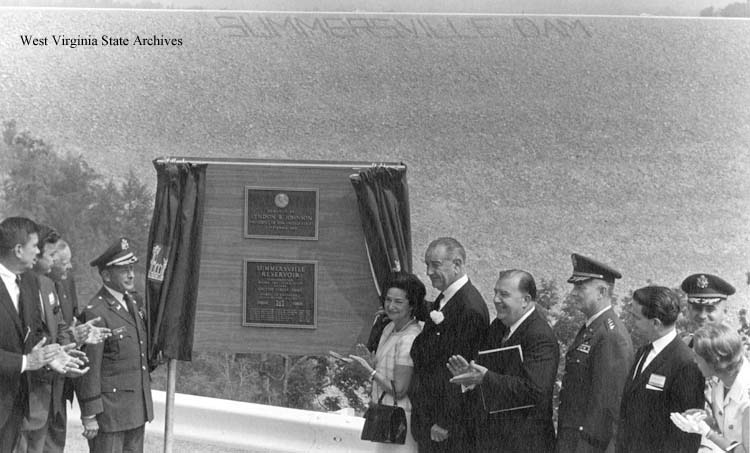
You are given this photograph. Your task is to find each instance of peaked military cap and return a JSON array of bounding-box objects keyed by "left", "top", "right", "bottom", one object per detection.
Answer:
[
  {"left": 681, "top": 273, "right": 735, "bottom": 306},
  {"left": 567, "top": 253, "right": 622, "bottom": 284},
  {"left": 90, "top": 237, "right": 138, "bottom": 270}
]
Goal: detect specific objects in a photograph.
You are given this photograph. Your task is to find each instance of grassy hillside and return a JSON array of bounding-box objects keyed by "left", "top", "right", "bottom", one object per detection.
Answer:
[{"left": 1, "top": 10, "right": 749, "bottom": 310}]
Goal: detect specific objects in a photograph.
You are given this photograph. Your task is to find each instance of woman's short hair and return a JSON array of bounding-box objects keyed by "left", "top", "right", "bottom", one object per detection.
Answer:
[
  {"left": 693, "top": 322, "right": 744, "bottom": 374},
  {"left": 382, "top": 272, "right": 427, "bottom": 318}
]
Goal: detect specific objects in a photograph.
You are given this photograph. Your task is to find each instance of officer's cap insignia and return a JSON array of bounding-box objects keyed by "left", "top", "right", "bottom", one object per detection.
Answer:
[
  {"left": 697, "top": 275, "right": 709, "bottom": 289},
  {"left": 121, "top": 238, "right": 129, "bottom": 250}
]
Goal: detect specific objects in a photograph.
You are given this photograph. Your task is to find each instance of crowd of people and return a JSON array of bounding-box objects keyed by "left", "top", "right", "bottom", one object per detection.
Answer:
[
  {"left": 351, "top": 237, "right": 749, "bottom": 453},
  {"left": 0, "top": 216, "right": 152, "bottom": 453},
  {"left": 2, "top": 213, "right": 748, "bottom": 453}
]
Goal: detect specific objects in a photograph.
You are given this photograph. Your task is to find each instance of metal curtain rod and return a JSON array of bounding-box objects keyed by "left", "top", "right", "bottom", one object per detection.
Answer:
[{"left": 154, "top": 157, "right": 406, "bottom": 170}]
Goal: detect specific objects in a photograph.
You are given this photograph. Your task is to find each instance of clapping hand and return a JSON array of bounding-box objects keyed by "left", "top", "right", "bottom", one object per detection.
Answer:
[
  {"left": 70, "top": 317, "right": 112, "bottom": 345},
  {"left": 670, "top": 410, "right": 711, "bottom": 436},
  {"left": 47, "top": 343, "right": 89, "bottom": 377},
  {"left": 26, "top": 338, "right": 60, "bottom": 371},
  {"left": 348, "top": 343, "right": 375, "bottom": 376},
  {"left": 447, "top": 355, "right": 471, "bottom": 377},
  {"left": 447, "top": 355, "right": 487, "bottom": 386}
]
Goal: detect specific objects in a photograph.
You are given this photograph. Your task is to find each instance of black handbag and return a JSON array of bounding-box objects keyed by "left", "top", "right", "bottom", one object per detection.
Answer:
[{"left": 360, "top": 380, "right": 407, "bottom": 444}]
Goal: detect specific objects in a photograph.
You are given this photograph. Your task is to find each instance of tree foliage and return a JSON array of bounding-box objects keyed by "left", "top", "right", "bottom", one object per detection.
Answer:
[
  {"left": 1, "top": 120, "right": 152, "bottom": 297},
  {"left": 700, "top": 3, "right": 749, "bottom": 16}
]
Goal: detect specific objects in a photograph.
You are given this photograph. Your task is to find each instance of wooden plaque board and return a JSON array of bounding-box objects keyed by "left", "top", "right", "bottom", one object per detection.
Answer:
[{"left": 193, "top": 159, "right": 394, "bottom": 355}]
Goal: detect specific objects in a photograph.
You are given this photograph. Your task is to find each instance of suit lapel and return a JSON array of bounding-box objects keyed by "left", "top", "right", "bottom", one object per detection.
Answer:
[
  {"left": 505, "top": 308, "right": 537, "bottom": 346},
  {"left": 625, "top": 345, "right": 651, "bottom": 393},
  {"left": 0, "top": 279, "right": 23, "bottom": 337},
  {"left": 634, "top": 337, "right": 678, "bottom": 387},
  {"left": 40, "top": 278, "right": 60, "bottom": 339}
]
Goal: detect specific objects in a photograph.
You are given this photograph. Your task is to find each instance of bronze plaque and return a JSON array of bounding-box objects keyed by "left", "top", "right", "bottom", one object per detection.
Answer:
[
  {"left": 244, "top": 186, "right": 318, "bottom": 240},
  {"left": 243, "top": 259, "right": 317, "bottom": 328}
]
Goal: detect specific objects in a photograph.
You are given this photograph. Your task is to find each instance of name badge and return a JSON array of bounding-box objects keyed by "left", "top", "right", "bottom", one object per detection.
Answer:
[
  {"left": 646, "top": 373, "right": 666, "bottom": 391},
  {"left": 576, "top": 344, "right": 591, "bottom": 354},
  {"left": 112, "top": 326, "right": 127, "bottom": 338}
]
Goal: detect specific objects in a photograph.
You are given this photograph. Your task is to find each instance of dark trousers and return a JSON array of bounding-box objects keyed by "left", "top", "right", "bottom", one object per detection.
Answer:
[
  {"left": 417, "top": 438, "right": 474, "bottom": 453},
  {"left": 88, "top": 425, "right": 145, "bottom": 453},
  {"left": 1, "top": 411, "right": 23, "bottom": 453},
  {"left": 15, "top": 402, "right": 67, "bottom": 453},
  {"left": 556, "top": 427, "right": 613, "bottom": 453}
]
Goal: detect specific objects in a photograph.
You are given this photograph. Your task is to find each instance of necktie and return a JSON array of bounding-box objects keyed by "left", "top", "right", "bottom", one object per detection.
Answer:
[
  {"left": 634, "top": 343, "right": 653, "bottom": 378},
  {"left": 501, "top": 330, "right": 511, "bottom": 344},
  {"left": 434, "top": 293, "right": 444, "bottom": 311},
  {"left": 16, "top": 275, "right": 25, "bottom": 320},
  {"left": 572, "top": 324, "right": 587, "bottom": 346},
  {"left": 123, "top": 292, "right": 137, "bottom": 323}
]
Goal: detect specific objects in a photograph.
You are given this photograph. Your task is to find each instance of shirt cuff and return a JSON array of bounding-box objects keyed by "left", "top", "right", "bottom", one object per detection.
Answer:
[{"left": 21, "top": 355, "right": 27, "bottom": 373}]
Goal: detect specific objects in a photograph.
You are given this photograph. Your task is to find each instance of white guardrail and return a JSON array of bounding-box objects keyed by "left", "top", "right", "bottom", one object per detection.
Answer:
[{"left": 67, "top": 390, "right": 413, "bottom": 452}]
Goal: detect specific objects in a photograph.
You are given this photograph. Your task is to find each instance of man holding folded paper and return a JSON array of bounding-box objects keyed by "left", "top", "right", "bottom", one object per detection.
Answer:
[{"left": 448, "top": 269, "right": 559, "bottom": 452}]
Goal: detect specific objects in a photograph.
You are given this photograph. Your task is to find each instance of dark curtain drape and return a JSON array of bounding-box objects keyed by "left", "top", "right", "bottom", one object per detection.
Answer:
[
  {"left": 350, "top": 165, "right": 412, "bottom": 350},
  {"left": 145, "top": 160, "right": 207, "bottom": 366}
]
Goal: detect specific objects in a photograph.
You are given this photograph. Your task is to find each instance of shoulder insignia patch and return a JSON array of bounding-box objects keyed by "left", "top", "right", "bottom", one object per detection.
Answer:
[{"left": 607, "top": 318, "right": 615, "bottom": 330}]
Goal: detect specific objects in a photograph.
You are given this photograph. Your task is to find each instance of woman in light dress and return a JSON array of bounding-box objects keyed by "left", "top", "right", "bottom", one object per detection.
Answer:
[
  {"left": 350, "top": 272, "right": 425, "bottom": 451},
  {"left": 671, "top": 322, "right": 750, "bottom": 453}
]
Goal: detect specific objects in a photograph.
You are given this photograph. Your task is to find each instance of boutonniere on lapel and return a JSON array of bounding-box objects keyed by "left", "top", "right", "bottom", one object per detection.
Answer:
[{"left": 430, "top": 310, "right": 444, "bottom": 331}]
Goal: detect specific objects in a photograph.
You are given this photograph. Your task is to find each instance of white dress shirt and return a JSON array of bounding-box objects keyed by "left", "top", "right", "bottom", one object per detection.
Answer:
[
  {"left": 641, "top": 328, "right": 677, "bottom": 371},
  {"left": 438, "top": 274, "right": 469, "bottom": 311},
  {"left": 0, "top": 262, "right": 20, "bottom": 312}
]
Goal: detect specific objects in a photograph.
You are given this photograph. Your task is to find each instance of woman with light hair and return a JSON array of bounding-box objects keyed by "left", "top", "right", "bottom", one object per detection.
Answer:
[{"left": 671, "top": 322, "right": 750, "bottom": 453}]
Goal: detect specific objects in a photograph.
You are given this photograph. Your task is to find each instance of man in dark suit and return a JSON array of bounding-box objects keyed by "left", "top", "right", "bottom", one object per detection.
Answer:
[
  {"left": 0, "top": 217, "right": 73, "bottom": 451},
  {"left": 448, "top": 269, "right": 559, "bottom": 452},
  {"left": 47, "top": 238, "right": 87, "bottom": 450},
  {"left": 78, "top": 237, "right": 153, "bottom": 453},
  {"left": 49, "top": 239, "right": 78, "bottom": 327},
  {"left": 18, "top": 227, "right": 103, "bottom": 453},
  {"left": 556, "top": 254, "right": 634, "bottom": 453},
  {"left": 409, "top": 237, "right": 490, "bottom": 452},
  {"left": 617, "top": 286, "right": 705, "bottom": 453}
]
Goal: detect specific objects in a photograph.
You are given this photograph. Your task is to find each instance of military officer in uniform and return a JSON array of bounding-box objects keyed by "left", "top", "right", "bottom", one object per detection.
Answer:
[
  {"left": 679, "top": 273, "right": 735, "bottom": 346},
  {"left": 679, "top": 273, "right": 736, "bottom": 452},
  {"left": 77, "top": 238, "right": 153, "bottom": 453},
  {"left": 556, "top": 254, "right": 634, "bottom": 453}
]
